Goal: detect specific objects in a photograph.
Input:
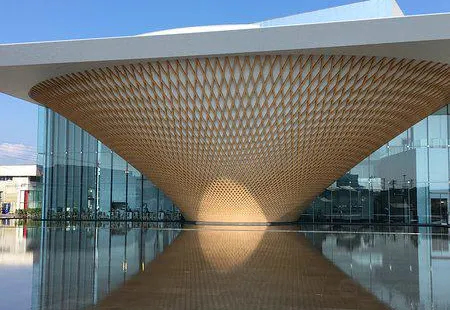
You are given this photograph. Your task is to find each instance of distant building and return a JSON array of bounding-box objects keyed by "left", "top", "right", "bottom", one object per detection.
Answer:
[{"left": 0, "top": 165, "right": 42, "bottom": 214}]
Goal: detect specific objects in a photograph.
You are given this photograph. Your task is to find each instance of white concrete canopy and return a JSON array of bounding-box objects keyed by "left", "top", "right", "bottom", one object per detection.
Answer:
[{"left": 1, "top": 13, "right": 450, "bottom": 103}]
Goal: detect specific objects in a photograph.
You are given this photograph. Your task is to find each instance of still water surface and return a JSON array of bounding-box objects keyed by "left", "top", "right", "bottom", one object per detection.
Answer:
[{"left": 0, "top": 221, "right": 449, "bottom": 309}]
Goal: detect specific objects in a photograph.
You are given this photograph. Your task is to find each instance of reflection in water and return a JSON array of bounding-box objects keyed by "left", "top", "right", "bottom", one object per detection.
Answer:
[
  {"left": 305, "top": 226, "right": 450, "bottom": 310},
  {"left": 197, "top": 226, "right": 266, "bottom": 271},
  {"left": 0, "top": 222, "right": 449, "bottom": 309},
  {"left": 39, "top": 222, "right": 180, "bottom": 309},
  {"left": 96, "top": 226, "right": 386, "bottom": 310},
  {"left": 0, "top": 223, "right": 40, "bottom": 310}
]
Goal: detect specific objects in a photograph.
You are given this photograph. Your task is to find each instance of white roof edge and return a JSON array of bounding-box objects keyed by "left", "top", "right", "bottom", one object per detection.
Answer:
[
  {"left": 0, "top": 13, "right": 448, "bottom": 66},
  {"left": 0, "top": 12, "right": 447, "bottom": 50},
  {"left": 0, "top": 13, "right": 449, "bottom": 104}
]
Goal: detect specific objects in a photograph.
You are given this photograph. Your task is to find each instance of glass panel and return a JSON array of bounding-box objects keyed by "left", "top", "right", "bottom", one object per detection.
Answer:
[
  {"left": 127, "top": 165, "right": 142, "bottom": 219},
  {"left": 428, "top": 115, "right": 448, "bottom": 147},
  {"left": 416, "top": 182, "right": 430, "bottom": 224},
  {"left": 98, "top": 146, "right": 112, "bottom": 220},
  {"left": 388, "top": 129, "right": 408, "bottom": 147},
  {"left": 111, "top": 154, "right": 127, "bottom": 220},
  {"left": 411, "top": 118, "right": 428, "bottom": 148},
  {"left": 429, "top": 148, "right": 449, "bottom": 183},
  {"left": 430, "top": 189, "right": 449, "bottom": 224},
  {"left": 415, "top": 148, "right": 429, "bottom": 184},
  {"left": 67, "top": 122, "right": 83, "bottom": 219},
  {"left": 81, "top": 132, "right": 97, "bottom": 219},
  {"left": 54, "top": 114, "right": 67, "bottom": 218},
  {"left": 142, "top": 179, "right": 158, "bottom": 221}
]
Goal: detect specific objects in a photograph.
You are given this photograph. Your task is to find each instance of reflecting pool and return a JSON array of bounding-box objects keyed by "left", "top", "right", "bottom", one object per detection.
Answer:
[{"left": 0, "top": 221, "right": 449, "bottom": 309}]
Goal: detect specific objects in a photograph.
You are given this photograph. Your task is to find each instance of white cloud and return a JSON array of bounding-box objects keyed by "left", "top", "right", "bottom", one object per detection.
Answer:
[{"left": 0, "top": 143, "right": 37, "bottom": 165}]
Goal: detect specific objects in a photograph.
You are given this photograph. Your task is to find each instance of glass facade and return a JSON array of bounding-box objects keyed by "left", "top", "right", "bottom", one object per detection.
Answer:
[
  {"left": 304, "top": 104, "right": 450, "bottom": 225},
  {"left": 39, "top": 102, "right": 450, "bottom": 225},
  {"left": 38, "top": 107, "right": 180, "bottom": 221}
]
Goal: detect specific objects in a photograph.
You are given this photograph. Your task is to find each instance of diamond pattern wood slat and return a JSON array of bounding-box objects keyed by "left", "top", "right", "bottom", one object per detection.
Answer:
[
  {"left": 96, "top": 228, "right": 389, "bottom": 309},
  {"left": 29, "top": 55, "right": 450, "bottom": 223}
]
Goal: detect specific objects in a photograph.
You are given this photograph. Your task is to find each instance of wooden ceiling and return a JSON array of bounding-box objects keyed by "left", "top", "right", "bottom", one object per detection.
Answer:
[{"left": 30, "top": 54, "right": 450, "bottom": 223}]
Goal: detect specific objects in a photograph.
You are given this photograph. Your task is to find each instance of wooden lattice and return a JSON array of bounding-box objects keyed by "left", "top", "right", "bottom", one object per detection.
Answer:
[
  {"left": 29, "top": 55, "right": 450, "bottom": 223},
  {"left": 96, "top": 229, "right": 389, "bottom": 309}
]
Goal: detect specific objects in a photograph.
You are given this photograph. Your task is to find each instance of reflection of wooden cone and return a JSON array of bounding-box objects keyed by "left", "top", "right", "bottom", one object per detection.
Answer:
[
  {"left": 198, "top": 228, "right": 265, "bottom": 272},
  {"left": 96, "top": 229, "right": 388, "bottom": 309},
  {"left": 30, "top": 55, "right": 450, "bottom": 223}
]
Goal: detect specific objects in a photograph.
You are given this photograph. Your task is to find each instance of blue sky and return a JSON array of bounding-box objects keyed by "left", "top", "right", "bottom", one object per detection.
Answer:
[{"left": 0, "top": 0, "right": 449, "bottom": 164}]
